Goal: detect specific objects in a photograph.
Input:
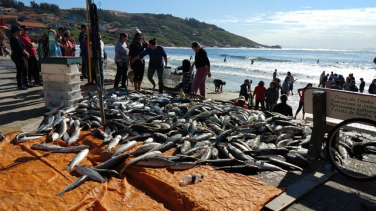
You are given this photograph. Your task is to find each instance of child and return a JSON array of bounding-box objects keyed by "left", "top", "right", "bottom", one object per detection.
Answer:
[
  {"left": 253, "top": 81, "right": 266, "bottom": 110},
  {"left": 174, "top": 59, "right": 192, "bottom": 94}
]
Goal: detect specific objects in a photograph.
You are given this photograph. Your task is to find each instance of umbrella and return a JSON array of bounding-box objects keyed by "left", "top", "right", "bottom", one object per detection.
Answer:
[{"left": 0, "top": 26, "right": 9, "bottom": 30}]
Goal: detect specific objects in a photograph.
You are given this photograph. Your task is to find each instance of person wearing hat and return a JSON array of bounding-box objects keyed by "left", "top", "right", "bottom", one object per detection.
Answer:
[
  {"left": 19, "top": 25, "right": 40, "bottom": 86},
  {"left": 272, "top": 94, "right": 293, "bottom": 117},
  {"left": 349, "top": 80, "right": 359, "bottom": 92},
  {"left": 359, "top": 78, "right": 365, "bottom": 93},
  {"left": 330, "top": 79, "right": 342, "bottom": 90},
  {"left": 233, "top": 95, "right": 248, "bottom": 109},
  {"left": 9, "top": 25, "right": 30, "bottom": 90}
]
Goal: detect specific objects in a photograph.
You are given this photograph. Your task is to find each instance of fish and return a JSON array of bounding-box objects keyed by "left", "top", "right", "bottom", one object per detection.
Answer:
[
  {"left": 67, "top": 127, "right": 81, "bottom": 145},
  {"left": 108, "top": 141, "right": 137, "bottom": 159},
  {"left": 102, "top": 135, "right": 121, "bottom": 153},
  {"left": 31, "top": 143, "right": 64, "bottom": 151},
  {"left": 119, "top": 151, "right": 162, "bottom": 174},
  {"left": 75, "top": 165, "right": 108, "bottom": 183},
  {"left": 130, "top": 143, "right": 161, "bottom": 156},
  {"left": 135, "top": 157, "right": 174, "bottom": 168},
  {"left": 63, "top": 148, "right": 89, "bottom": 171},
  {"left": 58, "top": 119, "right": 67, "bottom": 138},
  {"left": 50, "top": 145, "right": 89, "bottom": 153},
  {"left": 56, "top": 175, "right": 89, "bottom": 197},
  {"left": 167, "top": 162, "right": 197, "bottom": 170}
]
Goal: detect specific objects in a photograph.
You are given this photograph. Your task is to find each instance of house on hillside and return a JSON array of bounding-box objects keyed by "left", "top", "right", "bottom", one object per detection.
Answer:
[
  {"left": 66, "top": 16, "right": 77, "bottom": 21},
  {"left": 40, "top": 14, "right": 55, "bottom": 20},
  {"left": 30, "top": 14, "right": 43, "bottom": 21},
  {"left": 16, "top": 21, "right": 47, "bottom": 35},
  {"left": 1, "top": 8, "right": 17, "bottom": 13},
  {"left": 48, "top": 22, "right": 61, "bottom": 29},
  {"left": 0, "top": 15, "right": 18, "bottom": 22},
  {"left": 108, "top": 28, "right": 118, "bottom": 35}
]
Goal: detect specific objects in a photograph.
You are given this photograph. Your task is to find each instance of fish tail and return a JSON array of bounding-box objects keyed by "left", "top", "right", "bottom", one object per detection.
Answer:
[
  {"left": 55, "top": 192, "right": 64, "bottom": 197},
  {"left": 101, "top": 148, "right": 110, "bottom": 153}
]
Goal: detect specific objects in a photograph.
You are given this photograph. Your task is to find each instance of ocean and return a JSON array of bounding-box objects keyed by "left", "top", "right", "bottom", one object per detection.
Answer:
[{"left": 103, "top": 46, "right": 376, "bottom": 92}]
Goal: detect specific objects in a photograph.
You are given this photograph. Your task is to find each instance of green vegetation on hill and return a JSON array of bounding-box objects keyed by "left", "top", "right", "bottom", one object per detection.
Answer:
[{"left": 66, "top": 9, "right": 279, "bottom": 48}]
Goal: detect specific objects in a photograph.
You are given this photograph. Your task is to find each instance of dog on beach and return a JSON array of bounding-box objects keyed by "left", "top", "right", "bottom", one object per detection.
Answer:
[{"left": 127, "top": 70, "right": 134, "bottom": 87}]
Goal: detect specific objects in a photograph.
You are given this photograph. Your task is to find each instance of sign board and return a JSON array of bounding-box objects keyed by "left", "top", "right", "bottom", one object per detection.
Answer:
[{"left": 305, "top": 87, "right": 376, "bottom": 121}]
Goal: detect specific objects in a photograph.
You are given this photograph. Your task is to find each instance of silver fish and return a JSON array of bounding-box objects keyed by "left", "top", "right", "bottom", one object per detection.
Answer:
[
  {"left": 102, "top": 135, "right": 121, "bottom": 153},
  {"left": 67, "top": 127, "right": 81, "bottom": 145},
  {"left": 75, "top": 165, "right": 108, "bottom": 183},
  {"left": 63, "top": 148, "right": 89, "bottom": 171},
  {"left": 119, "top": 151, "right": 162, "bottom": 174},
  {"left": 108, "top": 140, "right": 137, "bottom": 159}
]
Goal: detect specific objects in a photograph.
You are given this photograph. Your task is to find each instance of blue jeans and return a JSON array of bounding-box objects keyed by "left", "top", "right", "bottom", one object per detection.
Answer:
[
  {"left": 147, "top": 67, "right": 164, "bottom": 93},
  {"left": 114, "top": 62, "right": 128, "bottom": 88}
]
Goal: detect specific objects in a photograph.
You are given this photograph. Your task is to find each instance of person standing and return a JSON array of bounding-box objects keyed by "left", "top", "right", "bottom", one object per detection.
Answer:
[
  {"left": 239, "top": 79, "right": 250, "bottom": 101},
  {"left": 265, "top": 82, "right": 279, "bottom": 111},
  {"left": 78, "top": 25, "right": 88, "bottom": 79},
  {"left": 349, "top": 81, "right": 359, "bottom": 92},
  {"left": 359, "top": 78, "right": 365, "bottom": 93},
  {"left": 287, "top": 71, "right": 297, "bottom": 95},
  {"left": 343, "top": 77, "right": 351, "bottom": 91},
  {"left": 132, "top": 38, "right": 167, "bottom": 93},
  {"left": 129, "top": 32, "right": 148, "bottom": 91},
  {"left": 114, "top": 33, "right": 129, "bottom": 89},
  {"left": 273, "top": 95, "right": 293, "bottom": 117},
  {"left": 294, "top": 83, "right": 312, "bottom": 119},
  {"left": 325, "top": 77, "right": 333, "bottom": 88},
  {"left": 282, "top": 76, "right": 290, "bottom": 95},
  {"left": 0, "top": 31, "right": 6, "bottom": 56},
  {"left": 330, "top": 79, "right": 342, "bottom": 90},
  {"left": 319, "top": 71, "right": 325, "bottom": 87},
  {"left": 60, "top": 32, "right": 75, "bottom": 56},
  {"left": 368, "top": 79, "right": 376, "bottom": 94},
  {"left": 19, "top": 25, "right": 40, "bottom": 87},
  {"left": 190, "top": 41, "right": 210, "bottom": 98},
  {"left": 273, "top": 69, "right": 278, "bottom": 82},
  {"left": 253, "top": 81, "right": 266, "bottom": 110},
  {"left": 9, "top": 25, "right": 29, "bottom": 90}
]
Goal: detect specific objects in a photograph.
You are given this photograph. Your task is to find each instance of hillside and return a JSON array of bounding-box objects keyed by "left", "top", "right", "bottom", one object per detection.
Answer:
[{"left": 66, "top": 9, "right": 280, "bottom": 48}]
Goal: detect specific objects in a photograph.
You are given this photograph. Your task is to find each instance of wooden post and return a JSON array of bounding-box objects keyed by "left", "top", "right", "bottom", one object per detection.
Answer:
[{"left": 307, "top": 91, "right": 326, "bottom": 160}]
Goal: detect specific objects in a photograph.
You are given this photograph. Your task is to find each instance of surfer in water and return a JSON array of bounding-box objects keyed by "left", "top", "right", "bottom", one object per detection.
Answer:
[
  {"left": 224, "top": 57, "right": 227, "bottom": 62},
  {"left": 251, "top": 59, "right": 254, "bottom": 64}
]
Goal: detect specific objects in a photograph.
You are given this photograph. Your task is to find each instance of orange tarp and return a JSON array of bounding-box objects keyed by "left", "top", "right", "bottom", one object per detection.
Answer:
[{"left": 0, "top": 131, "right": 283, "bottom": 211}]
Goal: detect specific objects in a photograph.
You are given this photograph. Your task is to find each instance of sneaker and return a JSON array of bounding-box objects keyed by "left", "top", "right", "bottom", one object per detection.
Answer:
[{"left": 17, "top": 86, "right": 28, "bottom": 90}]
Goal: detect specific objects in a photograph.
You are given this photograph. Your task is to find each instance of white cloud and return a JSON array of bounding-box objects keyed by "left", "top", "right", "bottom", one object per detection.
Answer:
[{"left": 206, "top": 7, "right": 376, "bottom": 49}]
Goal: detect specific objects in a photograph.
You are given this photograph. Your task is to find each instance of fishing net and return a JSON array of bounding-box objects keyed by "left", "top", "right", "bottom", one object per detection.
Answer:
[{"left": 0, "top": 130, "right": 283, "bottom": 211}]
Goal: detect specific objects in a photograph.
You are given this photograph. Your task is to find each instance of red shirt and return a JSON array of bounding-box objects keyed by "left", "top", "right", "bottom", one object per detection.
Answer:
[
  {"left": 298, "top": 88, "right": 305, "bottom": 101},
  {"left": 19, "top": 34, "right": 37, "bottom": 56},
  {"left": 60, "top": 40, "right": 75, "bottom": 56},
  {"left": 254, "top": 86, "right": 267, "bottom": 100}
]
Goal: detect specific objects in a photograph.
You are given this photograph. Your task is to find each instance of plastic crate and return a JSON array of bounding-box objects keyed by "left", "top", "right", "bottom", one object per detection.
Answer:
[
  {"left": 43, "top": 90, "right": 82, "bottom": 100},
  {"left": 44, "top": 98, "right": 80, "bottom": 108},
  {"left": 42, "top": 73, "right": 81, "bottom": 83},
  {"left": 43, "top": 82, "right": 80, "bottom": 92},
  {"left": 41, "top": 63, "right": 79, "bottom": 74}
]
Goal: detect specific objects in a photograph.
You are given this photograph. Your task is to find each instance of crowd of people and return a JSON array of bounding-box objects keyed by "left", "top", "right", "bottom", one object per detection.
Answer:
[{"left": 319, "top": 71, "right": 375, "bottom": 94}]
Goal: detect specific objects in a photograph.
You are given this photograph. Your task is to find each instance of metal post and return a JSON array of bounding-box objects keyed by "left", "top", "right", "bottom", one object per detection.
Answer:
[{"left": 307, "top": 90, "right": 326, "bottom": 160}]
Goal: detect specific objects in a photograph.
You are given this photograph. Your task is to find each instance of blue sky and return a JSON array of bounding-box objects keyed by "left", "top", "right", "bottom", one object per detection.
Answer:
[{"left": 18, "top": 0, "right": 376, "bottom": 50}]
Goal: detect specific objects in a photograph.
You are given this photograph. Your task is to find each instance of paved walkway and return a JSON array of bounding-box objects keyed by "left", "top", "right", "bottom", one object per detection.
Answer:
[
  {"left": 0, "top": 56, "right": 375, "bottom": 210},
  {"left": 0, "top": 57, "right": 45, "bottom": 134}
]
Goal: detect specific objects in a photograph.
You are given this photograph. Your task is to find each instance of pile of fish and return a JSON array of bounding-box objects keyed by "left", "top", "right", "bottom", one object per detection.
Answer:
[{"left": 14, "top": 89, "right": 314, "bottom": 196}]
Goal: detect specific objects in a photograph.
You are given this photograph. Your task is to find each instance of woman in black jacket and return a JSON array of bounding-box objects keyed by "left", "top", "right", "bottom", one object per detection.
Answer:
[{"left": 10, "top": 25, "right": 30, "bottom": 90}]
